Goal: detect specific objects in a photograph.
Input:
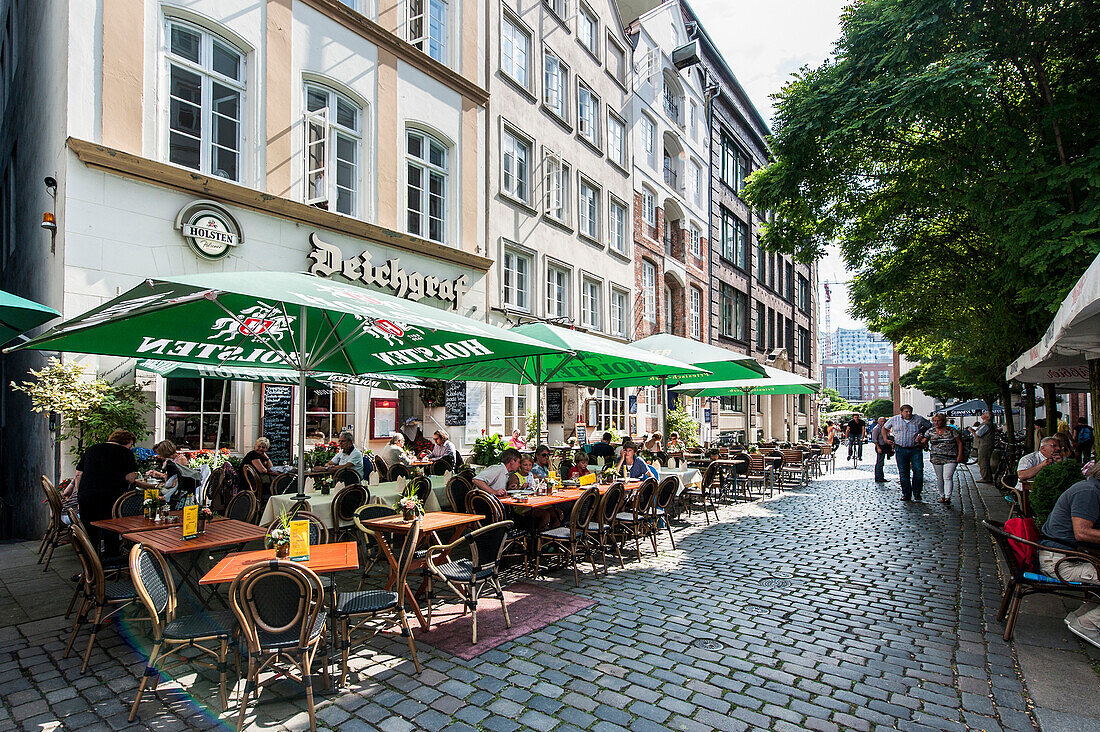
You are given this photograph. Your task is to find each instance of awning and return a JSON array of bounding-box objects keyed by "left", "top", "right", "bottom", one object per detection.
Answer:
[
  {"left": 670, "top": 365, "right": 820, "bottom": 397},
  {"left": 136, "top": 359, "right": 422, "bottom": 390}
]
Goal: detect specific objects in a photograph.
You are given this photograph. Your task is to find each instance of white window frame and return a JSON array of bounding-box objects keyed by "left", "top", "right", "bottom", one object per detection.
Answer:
[
  {"left": 641, "top": 114, "right": 656, "bottom": 169},
  {"left": 544, "top": 0, "right": 567, "bottom": 21},
  {"left": 608, "top": 196, "right": 627, "bottom": 255},
  {"left": 546, "top": 263, "right": 571, "bottom": 319},
  {"left": 408, "top": 0, "right": 448, "bottom": 64},
  {"left": 163, "top": 19, "right": 246, "bottom": 182},
  {"left": 690, "top": 159, "right": 702, "bottom": 206},
  {"left": 611, "top": 287, "right": 629, "bottom": 338},
  {"left": 577, "top": 81, "right": 600, "bottom": 147},
  {"left": 690, "top": 286, "right": 702, "bottom": 339},
  {"left": 544, "top": 151, "right": 571, "bottom": 223},
  {"left": 607, "top": 111, "right": 626, "bottom": 168},
  {"left": 501, "top": 126, "right": 532, "bottom": 204},
  {"left": 543, "top": 47, "right": 568, "bottom": 120},
  {"left": 577, "top": 3, "right": 598, "bottom": 57},
  {"left": 642, "top": 260, "right": 657, "bottom": 323},
  {"left": 501, "top": 12, "right": 531, "bottom": 89},
  {"left": 303, "top": 83, "right": 363, "bottom": 217},
  {"left": 581, "top": 276, "right": 602, "bottom": 330},
  {"left": 689, "top": 223, "right": 701, "bottom": 258},
  {"left": 606, "top": 35, "right": 626, "bottom": 86},
  {"left": 502, "top": 246, "right": 533, "bottom": 312},
  {"left": 578, "top": 177, "right": 600, "bottom": 241},
  {"left": 689, "top": 99, "right": 697, "bottom": 139},
  {"left": 641, "top": 186, "right": 656, "bottom": 226},
  {"left": 406, "top": 128, "right": 449, "bottom": 244}
]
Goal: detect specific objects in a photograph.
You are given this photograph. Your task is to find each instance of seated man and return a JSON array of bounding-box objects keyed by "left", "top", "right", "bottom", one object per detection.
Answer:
[
  {"left": 473, "top": 448, "right": 522, "bottom": 497},
  {"left": 586, "top": 432, "right": 616, "bottom": 459},
  {"left": 379, "top": 433, "right": 411, "bottom": 468},
  {"left": 326, "top": 431, "right": 369, "bottom": 479},
  {"left": 1017, "top": 436, "right": 1063, "bottom": 482},
  {"left": 1039, "top": 463, "right": 1100, "bottom": 648}
]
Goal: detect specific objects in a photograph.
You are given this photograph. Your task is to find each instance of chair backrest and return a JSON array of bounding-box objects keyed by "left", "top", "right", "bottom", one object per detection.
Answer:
[
  {"left": 429, "top": 460, "right": 449, "bottom": 476},
  {"left": 352, "top": 503, "right": 395, "bottom": 536},
  {"left": 983, "top": 520, "right": 1036, "bottom": 582},
  {"left": 632, "top": 478, "right": 658, "bottom": 518},
  {"left": 782, "top": 449, "right": 804, "bottom": 465},
  {"left": 241, "top": 464, "right": 263, "bottom": 494},
  {"left": 230, "top": 559, "right": 324, "bottom": 654},
  {"left": 700, "top": 462, "right": 720, "bottom": 493},
  {"left": 268, "top": 510, "right": 328, "bottom": 546},
  {"left": 392, "top": 521, "right": 422, "bottom": 610},
  {"left": 129, "top": 543, "right": 176, "bottom": 641},
  {"left": 271, "top": 473, "right": 297, "bottom": 495},
  {"left": 558, "top": 458, "right": 574, "bottom": 478},
  {"left": 409, "top": 474, "right": 432, "bottom": 503},
  {"left": 748, "top": 454, "right": 766, "bottom": 471},
  {"left": 41, "top": 477, "right": 63, "bottom": 532},
  {"left": 333, "top": 466, "right": 361, "bottom": 487},
  {"left": 373, "top": 455, "right": 390, "bottom": 482},
  {"left": 332, "top": 484, "right": 369, "bottom": 527},
  {"left": 465, "top": 488, "right": 505, "bottom": 524},
  {"left": 389, "top": 464, "right": 410, "bottom": 481},
  {"left": 655, "top": 476, "right": 679, "bottom": 511},
  {"left": 68, "top": 519, "right": 107, "bottom": 604},
  {"left": 568, "top": 486, "right": 600, "bottom": 540},
  {"left": 597, "top": 482, "right": 625, "bottom": 530},
  {"left": 464, "top": 520, "right": 513, "bottom": 575},
  {"left": 112, "top": 489, "right": 144, "bottom": 518},
  {"left": 654, "top": 451, "right": 669, "bottom": 467},
  {"left": 732, "top": 454, "right": 751, "bottom": 477},
  {"left": 445, "top": 474, "right": 473, "bottom": 513},
  {"left": 224, "top": 490, "right": 259, "bottom": 523}
]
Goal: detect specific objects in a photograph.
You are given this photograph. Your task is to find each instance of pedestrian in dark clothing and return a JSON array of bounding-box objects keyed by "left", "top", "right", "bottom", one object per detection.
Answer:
[
  {"left": 1075, "top": 417, "right": 1094, "bottom": 463},
  {"left": 870, "top": 417, "right": 890, "bottom": 482},
  {"left": 74, "top": 429, "right": 155, "bottom": 559}
]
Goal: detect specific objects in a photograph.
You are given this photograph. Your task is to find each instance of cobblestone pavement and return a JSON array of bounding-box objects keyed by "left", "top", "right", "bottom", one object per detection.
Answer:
[{"left": 0, "top": 460, "right": 1070, "bottom": 731}]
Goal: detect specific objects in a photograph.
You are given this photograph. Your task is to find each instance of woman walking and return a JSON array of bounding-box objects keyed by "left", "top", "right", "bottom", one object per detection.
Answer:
[{"left": 926, "top": 414, "right": 963, "bottom": 505}]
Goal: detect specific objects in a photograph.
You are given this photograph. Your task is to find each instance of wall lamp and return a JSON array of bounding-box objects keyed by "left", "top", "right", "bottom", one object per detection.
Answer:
[{"left": 42, "top": 177, "right": 57, "bottom": 251}]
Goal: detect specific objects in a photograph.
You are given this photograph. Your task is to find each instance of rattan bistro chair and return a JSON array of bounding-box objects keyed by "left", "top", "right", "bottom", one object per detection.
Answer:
[
  {"left": 112, "top": 489, "right": 144, "bottom": 518},
  {"left": 352, "top": 504, "right": 400, "bottom": 586},
  {"left": 614, "top": 478, "right": 659, "bottom": 559},
  {"left": 39, "top": 476, "right": 72, "bottom": 572},
  {"left": 224, "top": 490, "right": 259, "bottom": 524},
  {"left": 270, "top": 473, "right": 297, "bottom": 496},
  {"left": 425, "top": 520, "right": 514, "bottom": 644},
  {"left": 587, "top": 481, "right": 626, "bottom": 573},
  {"left": 65, "top": 519, "right": 136, "bottom": 673},
  {"left": 682, "top": 463, "right": 720, "bottom": 524},
  {"left": 536, "top": 486, "right": 600, "bottom": 586},
  {"left": 330, "top": 484, "right": 369, "bottom": 542},
  {"left": 388, "top": 464, "right": 410, "bottom": 481},
  {"left": 409, "top": 474, "right": 433, "bottom": 505},
  {"left": 983, "top": 519, "right": 1100, "bottom": 640},
  {"left": 127, "top": 544, "right": 236, "bottom": 721},
  {"left": 230, "top": 560, "right": 329, "bottom": 732},
  {"left": 333, "top": 521, "right": 423, "bottom": 684},
  {"left": 445, "top": 473, "right": 474, "bottom": 512},
  {"left": 652, "top": 476, "right": 680, "bottom": 549},
  {"left": 466, "top": 488, "right": 530, "bottom": 573}
]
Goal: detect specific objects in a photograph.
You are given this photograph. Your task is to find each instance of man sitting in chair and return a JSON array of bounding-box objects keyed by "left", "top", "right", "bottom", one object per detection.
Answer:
[
  {"left": 473, "top": 448, "right": 522, "bottom": 497},
  {"left": 323, "top": 431, "right": 369, "bottom": 480},
  {"left": 1017, "top": 436, "right": 1063, "bottom": 483}
]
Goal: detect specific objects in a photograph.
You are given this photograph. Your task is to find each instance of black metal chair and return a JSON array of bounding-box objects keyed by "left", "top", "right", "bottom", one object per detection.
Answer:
[
  {"left": 614, "top": 478, "right": 659, "bottom": 559},
  {"left": 112, "top": 489, "right": 144, "bottom": 518},
  {"left": 224, "top": 490, "right": 259, "bottom": 523},
  {"left": 425, "top": 520, "right": 514, "bottom": 644},
  {"left": 352, "top": 504, "right": 399, "bottom": 587},
  {"left": 652, "top": 476, "right": 680, "bottom": 549},
  {"left": 127, "top": 544, "right": 236, "bottom": 721},
  {"left": 333, "top": 521, "right": 422, "bottom": 685},
  {"left": 330, "top": 484, "right": 369, "bottom": 542},
  {"left": 536, "top": 486, "right": 600, "bottom": 586},
  {"left": 230, "top": 560, "right": 329, "bottom": 732}
]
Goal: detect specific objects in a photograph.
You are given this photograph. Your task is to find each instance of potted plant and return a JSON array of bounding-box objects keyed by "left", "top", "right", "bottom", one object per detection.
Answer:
[
  {"left": 197, "top": 506, "right": 214, "bottom": 533},
  {"left": 1030, "top": 458, "right": 1081, "bottom": 524},
  {"left": 472, "top": 433, "right": 507, "bottom": 467},
  {"left": 267, "top": 510, "right": 293, "bottom": 558},
  {"left": 393, "top": 486, "right": 424, "bottom": 521},
  {"left": 143, "top": 494, "right": 166, "bottom": 521}
]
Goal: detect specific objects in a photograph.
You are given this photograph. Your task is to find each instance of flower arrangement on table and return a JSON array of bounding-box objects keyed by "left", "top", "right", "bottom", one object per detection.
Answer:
[
  {"left": 393, "top": 486, "right": 424, "bottom": 521},
  {"left": 187, "top": 448, "right": 240, "bottom": 471},
  {"left": 266, "top": 510, "right": 294, "bottom": 557},
  {"left": 599, "top": 468, "right": 617, "bottom": 484},
  {"left": 313, "top": 471, "right": 336, "bottom": 495},
  {"left": 142, "top": 494, "right": 167, "bottom": 520},
  {"left": 197, "top": 506, "right": 214, "bottom": 531}
]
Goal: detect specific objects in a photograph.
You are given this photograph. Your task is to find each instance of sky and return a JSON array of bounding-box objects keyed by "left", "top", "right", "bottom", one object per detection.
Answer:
[{"left": 688, "top": 0, "right": 862, "bottom": 330}]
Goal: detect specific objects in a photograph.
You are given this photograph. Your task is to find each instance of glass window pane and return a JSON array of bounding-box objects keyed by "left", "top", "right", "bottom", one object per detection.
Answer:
[
  {"left": 166, "top": 415, "right": 201, "bottom": 449},
  {"left": 429, "top": 141, "right": 446, "bottom": 168},
  {"left": 170, "top": 65, "right": 202, "bottom": 106},
  {"left": 306, "top": 87, "right": 328, "bottom": 113},
  {"left": 202, "top": 415, "right": 235, "bottom": 450},
  {"left": 170, "top": 25, "right": 201, "bottom": 63},
  {"left": 212, "top": 146, "right": 238, "bottom": 180},
  {"left": 211, "top": 40, "right": 241, "bottom": 80},
  {"left": 202, "top": 380, "right": 232, "bottom": 412},
  {"left": 169, "top": 132, "right": 201, "bottom": 170},
  {"left": 166, "top": 378, "right": 201, "bottom": 412},
  {"left": 336, "top": 98, "right": 357, "bottom": 130}
]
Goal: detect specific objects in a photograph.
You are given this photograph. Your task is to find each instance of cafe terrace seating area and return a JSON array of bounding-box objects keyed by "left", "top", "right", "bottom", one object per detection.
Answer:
[{"left": 40, "top": 442, "right": 836, "bottom": 731}]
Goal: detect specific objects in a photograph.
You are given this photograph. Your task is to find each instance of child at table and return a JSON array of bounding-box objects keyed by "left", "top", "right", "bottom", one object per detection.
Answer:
[
  {"left": 567, "top": 452, "right": 591, "bottom": 479},
  {"left": 508, "top": 456, "right": 559, "bottom": 530},
  {"left": 508, "top": 456, "right": 535, "bottom": 490}
]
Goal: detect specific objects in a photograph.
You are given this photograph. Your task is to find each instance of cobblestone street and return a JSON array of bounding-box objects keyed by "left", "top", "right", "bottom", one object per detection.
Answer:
[{"left": 2, "top": 459, "right": 1098, "bottom": 731}]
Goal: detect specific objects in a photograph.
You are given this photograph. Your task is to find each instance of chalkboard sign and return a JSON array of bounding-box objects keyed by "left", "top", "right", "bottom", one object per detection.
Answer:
[
  {"left": 444, "top": 381, "right": 466, "bottom": 426},
  {"left": 577, "top": 424, "right": 588, "bottom": 446},
  {"left": 262, "top": 384, "right": 294, "bottom": 465},
  {"left": 547, "top": 388, "right": 563, "bottom": 424}
]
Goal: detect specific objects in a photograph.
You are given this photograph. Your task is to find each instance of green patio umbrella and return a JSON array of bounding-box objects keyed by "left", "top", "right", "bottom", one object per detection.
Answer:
[
  {"left": 0, "top": 289, "right": 59, "bottom": 344},
  {"left": 11, "top": 271, "right": 569, "bottom": 495},
  {"left": 136, "top": 359, "right": 422, "bottom": 390},
  {"left": 388, "top": 322, "right": 711, "bottom": 445}
]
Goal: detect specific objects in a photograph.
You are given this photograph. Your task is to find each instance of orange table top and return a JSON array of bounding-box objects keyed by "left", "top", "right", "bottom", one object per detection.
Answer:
[
  {"left": 92, "top": 512, "right": 225, "bottom": 535},
  {"left": 123, "top": 518, "right": 267, "bottom": 555},
  {"left": 499, "top": 483, "right": 618, "bottom": 508},
  {"left": 199, "top": 541, "right": 359, "bottom": 585},
  {"left": 361, "top": 511, "right": 484, "bottom": 534}
]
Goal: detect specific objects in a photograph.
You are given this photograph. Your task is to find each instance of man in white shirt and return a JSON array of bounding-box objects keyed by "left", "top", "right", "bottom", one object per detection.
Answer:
[
  {"left": 1017, "top": 436, "right": 1063, "bottom": 482},
  {"left": 327, "top": 431, "right": 366, "bottom": 477},
  {"left": 473, "top": 448, "right": 522, "bottom": 497}
]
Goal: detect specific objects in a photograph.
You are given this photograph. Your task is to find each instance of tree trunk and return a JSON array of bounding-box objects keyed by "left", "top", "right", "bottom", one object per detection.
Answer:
[
  {"left": 1043, "top": 382, "right": 1057, "bottom": 437},
  {"left": 999, "top": 384, "right": 1015, "bottom": 438},
  {"left": 1090, "top": 360, "right": 1100, "bottom": 463},
  {"left": 1025, "top": 383, "right": 1036, "bottom": 451}
]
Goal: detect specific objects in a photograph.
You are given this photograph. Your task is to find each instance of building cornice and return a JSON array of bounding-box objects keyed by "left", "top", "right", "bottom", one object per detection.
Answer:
[
  {"left": 302, "top": 0, "right": 489, "bottom": 107},
  {"left": 67, "top": 137, "right": 494, "bottom": 273}
]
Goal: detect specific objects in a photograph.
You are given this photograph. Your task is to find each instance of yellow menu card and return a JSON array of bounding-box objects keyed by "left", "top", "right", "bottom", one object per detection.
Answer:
[
  {"left": 289, "top": 520, "right": 310, "bottom": 562},
  {"left": 579, "top": 473, "right": 596, "bottom": 486},
  {"left": 182, "top": 505, "right": 198, "bottom": 540}
]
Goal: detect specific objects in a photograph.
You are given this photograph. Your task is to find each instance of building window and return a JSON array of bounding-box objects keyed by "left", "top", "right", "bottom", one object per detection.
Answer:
[
  {"left": 543, "top": 48, "right": 568, "bottom": 120},
  {"left": 641, "top": 114, "right": 656, "bottom": 169},
  {"left": 689, "top": 100, "right": 697, "bottom": 139},
  {"left": 756, "top": 301, "right": 766, "bottom": 349},
  {"left": 757, "top": 244, "right": 766, "bottom": 283},
  {"left": 577, "top": 82, "right": 599, "bottom": 147},
  {"left": 720, "top": 207, "right": 748, "bottom": 269},
  {"left": 690, "top": 286, "right": 702, "bottom": 340},
  {"left": 501, "top": 127, "right": 531, "bottom": 204},
  {"left": 408, "top": 0, "right": 447, "bottom": 63},
  {"left": 504, "top": 384, "right": 528, "bottom": 438},
  {"left": 642, "top": 260, "right": 657, "bottom": 323},
  {"left": 501, "top": 13, "right": 531, "bottom": 88},
  {"left": 582, "top": 277, "right": 601, "bottom": 329},
  {"left": 406, "top": 129, "right": 448, "bottom": 243},
  {"left": 607, "top": 112, "right": 626, "bottom": 167},
  {"left": 577, "top": 3, "right": 598, "bottom": 56},
  {"left": 578, "top": 178, "right": 600, "bottom": 240},
  {"left": 797, "top": 274, "right": 810, "bottom": 312},
  {"left": 547, "top": 264, "right": 570, "bottom": 319},
  {"left": 663, "top": 150, "right": 677, "bottom": 190},
  {"left": 663, "top": 81, "right": 681, "bottom": 124},
  {"left": 768, "top": 307, "right": 775, "bottom": 349},
  {"left": 606, "top": 35, "right": 626, "bottom": 85},
  {"left": 611, "top": 287, "right": 629, "bottom": 338},
  {"left": 303, "top": 84, "right": 361, "bottom": 216},
  {"left": 689, "top": 224, "right": 701, "bottom": 258},
  {"left": 690, "top": 160, "right": 702, "bottom": 206},
  {"left": 592, "top": 388, "right": 626, "bottom": 432},
  {"left": 544, "top": 152, "right": 570, "bottom": 223},
  {"left": 641, "top": 186, "right": 656, "bottom": 227},
  {"left": 608, "top": 196, "right": 628, "bottom": 254},
  {"left": 720, "top": 131, "right": 749, "bottom": 192},
  {"left": 503, "top": 247, "right": 532, "bottom": 312},
  {"left": 719, "top": 284, "right": 735, "bottom": 339},
  {"left": 165, "top": 378, "right": 236, "bottom": 450},
  {"left": 785, "top": 261, "right": 794, "bottom": 301},
  {"left": 306, "top": 385, "right": 355, "bottom": 442},
  {"left": 165, "top": 20, "right": 245, "bottom": 181}
]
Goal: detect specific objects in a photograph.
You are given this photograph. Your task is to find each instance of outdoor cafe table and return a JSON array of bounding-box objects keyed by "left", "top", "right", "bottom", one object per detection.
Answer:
[
  {"left": 91, "top": 511, "right": 226, "bottom": 536},
  {"left": 655, "top": 466, "right": 702, "bottom": 494},
  {"left": 359, "top": 511, "right": 485, "bottom": 629},
  {"left": 198, "top": 541, "right": 359, "bottom": 585},
  {"left": 122, "top": 519, "right": 267, "bottom": 605},
  {"left": 258, "top": 475, "right": 449, "bottom": 527}
]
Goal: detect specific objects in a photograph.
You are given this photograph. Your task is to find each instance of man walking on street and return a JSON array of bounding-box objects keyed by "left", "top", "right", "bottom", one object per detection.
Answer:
[
  {"left": 884, "top": 405, "right": 932, "bottom": 501},
  {"left": 846, "top": 413, "right": 868, "bottom": 462},
  {"left": 968, "top": 411, "right": 995, "bottom": 483},
  {"left": 871, "top": 417, "right": 889, "bottom": 482}
]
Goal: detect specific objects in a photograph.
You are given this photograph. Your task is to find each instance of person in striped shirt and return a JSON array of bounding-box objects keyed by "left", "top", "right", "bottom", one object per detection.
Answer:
[{"left": 884, "top": 405, "right": 933, "bottom": 501}]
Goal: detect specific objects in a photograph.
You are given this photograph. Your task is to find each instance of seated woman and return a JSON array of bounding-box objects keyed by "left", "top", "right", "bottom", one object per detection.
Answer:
[
  {"left": 530, "top": 445, "right": 551, "bottom": 478},
  {"left": 643, "top": 432, "right": 663, "bottom": 452},
  {"left": 616, "top": 442, "right": 651, "bottom": 480},
  {"left": 380, "top": 433, "right": 412, "bottom": 468},
  {"left": 242, "top": 437, "right": 276, "bottom": 477},
  {"left": 507, "top": 428, "right": 527, "bottom": 451},
  {"left": 666, "top": 432, "right": 682, "bottom": 453},
  {"left": 428, "top": 429, "right": 457, "bottom": 471},
  {"left": 148, "top": 439, "right": 201, "bottom": 509},
  {"left": 567, "top": 451, "right": 591, "bottom": 479},
  {"left": 507, "top": 456, "right": 535, "bottom": 490}
]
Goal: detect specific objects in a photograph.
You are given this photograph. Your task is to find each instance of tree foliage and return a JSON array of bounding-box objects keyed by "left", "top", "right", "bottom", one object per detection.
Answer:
[
  {"left": 821, "top": 387, "right": 852, "bottom": 414},
  {"left": 666, "top": 403, "right": 702, "bottom": 448},
  {"left": 862, "top": 398, "right": 895, "bottom": 419},
  {"left": 743, "top": 0, "right": 1100, "bottom": 399}
]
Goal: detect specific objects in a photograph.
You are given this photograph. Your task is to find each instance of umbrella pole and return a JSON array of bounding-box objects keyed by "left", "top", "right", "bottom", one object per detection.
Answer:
[
  {"left": 535, "top": 356, "right": 542, "bottom": 448},
  {"left": 296, "top": 305, "right": 308, "bottom": 499},
  {"left": 659, "top": 377, "right": 668, "bottom": 443},
  {"left": 214, "top": 380, "right": 227, "bottom": 453}
]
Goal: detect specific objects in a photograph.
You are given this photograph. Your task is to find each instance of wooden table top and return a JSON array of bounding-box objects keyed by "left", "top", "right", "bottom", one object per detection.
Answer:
[
  {"left": 361, "top": 511, "right": 484, "bottom": 534},
  {"left": 499, "top": 483, "right": 616, "bottom": 508},
  {"left": 123, "top": 518, "right": 267, "bottom": 555},
  {"left": 199, "top": 541, "right": 359, "bottom": 585},
  {"left": 91, "top": 512, "right": 225, "bottom": 535}
]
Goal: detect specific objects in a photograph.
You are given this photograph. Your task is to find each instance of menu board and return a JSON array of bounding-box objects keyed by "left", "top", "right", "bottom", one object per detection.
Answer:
[
  {"left": 577, "top": 424, "right": 587, "bottom": 446},
  {"left": 445, "top": 381, "right": 466, "bottom": 426},
  {"left": 262, "top": 384, "right": 294, "bottom": 465},
  {"left": 547, "top": 388, "right": 564, "bottom": 424},
  {"left": 289, "top": 520, "right": 310, "bottom": 562}
]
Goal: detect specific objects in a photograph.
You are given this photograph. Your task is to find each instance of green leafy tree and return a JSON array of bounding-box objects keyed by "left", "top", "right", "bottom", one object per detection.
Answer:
[
  {"left": 744, "top": 0, "right": 1100, "bottom": 438},
  {"left": 665, "top": 404, "right": 701, "bottom": 448},
  {"left": 862, "top": 399, "right": 894, "bottom": 419},
  {"left": 821, "top": 388, "right": 851, "bottom": 414}
]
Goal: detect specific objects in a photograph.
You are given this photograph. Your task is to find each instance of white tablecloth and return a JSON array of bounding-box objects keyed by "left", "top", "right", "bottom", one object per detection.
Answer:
[
  {"left": 260, "top": 475, "right": 449, "bottom": 528},
  {"left": 371, "top": 476, "right": 448, "bottom": 512},
  {"left": 656, "top": 467, "right": 702, "bottom": 492}
]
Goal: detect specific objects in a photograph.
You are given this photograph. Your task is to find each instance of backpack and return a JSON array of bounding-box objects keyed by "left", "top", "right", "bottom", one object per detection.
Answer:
[
  {"left": 1003, "top": 517, "right": 1040, "bottom": 573},
  {"left": 1078, "top": 425, "right": 1093, "bottom": 445}
]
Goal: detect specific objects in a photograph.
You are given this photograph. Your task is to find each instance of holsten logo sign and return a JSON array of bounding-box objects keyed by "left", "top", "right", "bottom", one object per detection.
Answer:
[
  {"left": 307, "top": 233, "right": 467, "bottom": 310},
  {"left": 175, "top": 201, "right": 242, "bottom": 260}
]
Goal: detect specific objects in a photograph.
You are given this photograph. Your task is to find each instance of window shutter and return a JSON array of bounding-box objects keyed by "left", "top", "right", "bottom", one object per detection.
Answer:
[{"left": 304, "top": 108, "right": 329, "bottom": 206}]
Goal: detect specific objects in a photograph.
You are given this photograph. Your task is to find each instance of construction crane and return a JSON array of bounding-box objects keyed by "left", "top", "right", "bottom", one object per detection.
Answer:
[{"left": 820, "top": 278, "right": 850, "bottom": 362}]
